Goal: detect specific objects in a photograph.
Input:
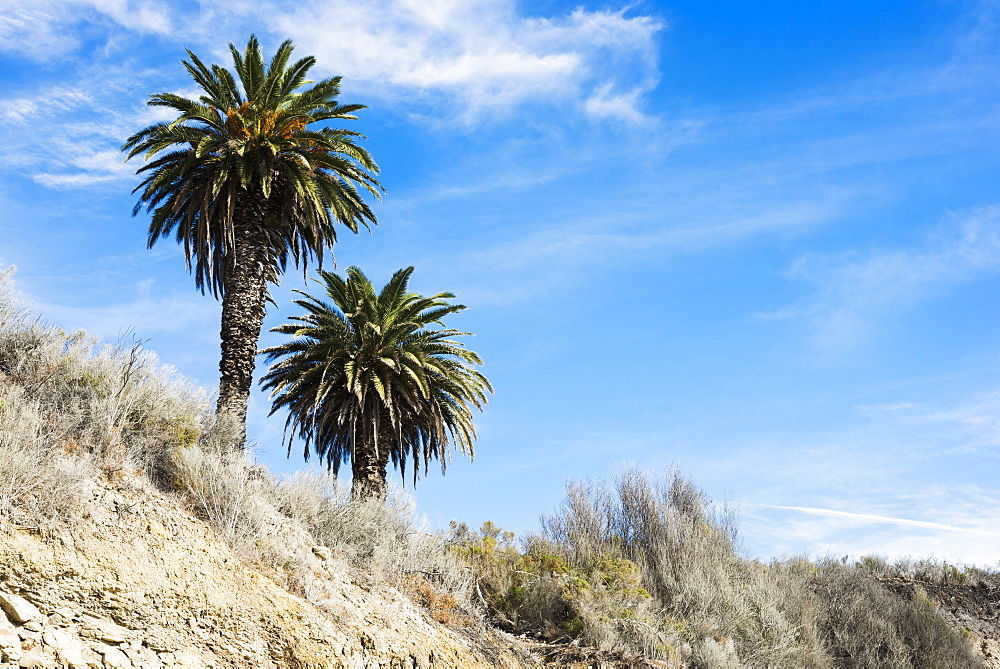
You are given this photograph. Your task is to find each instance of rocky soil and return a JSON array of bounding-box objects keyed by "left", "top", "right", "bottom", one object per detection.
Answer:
[{"left": 0, "top": 473, "right": 529, "bottom": 668}]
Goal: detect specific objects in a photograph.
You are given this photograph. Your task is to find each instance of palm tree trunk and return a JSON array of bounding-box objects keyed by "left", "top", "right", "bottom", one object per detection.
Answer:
[
  {"left": 215, "top": 201, "right": 271, "bottom": 450},
  {"left": 351, "top": 440, "right": 391, "bottom": 501}
]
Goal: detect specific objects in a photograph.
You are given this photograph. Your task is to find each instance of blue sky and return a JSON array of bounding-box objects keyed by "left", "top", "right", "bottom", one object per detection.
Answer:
[{"left": 2, "top": 0, "right": 1000, "bottom": 565}]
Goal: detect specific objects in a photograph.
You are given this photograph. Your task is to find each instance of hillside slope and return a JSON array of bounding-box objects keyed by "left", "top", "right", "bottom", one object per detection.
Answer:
[{"left": 0, "top": 472, "right": 528, "bottom": 668}]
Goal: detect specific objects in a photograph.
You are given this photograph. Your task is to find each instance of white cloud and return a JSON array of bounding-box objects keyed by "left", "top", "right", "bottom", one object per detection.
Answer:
[
  {"left": 858, "top": 402, "right": 923, "bottom": 413},
  {"left": 0, "top": 72, "right": 172, "bottom": 187},
  {"left": 2, "top": 0, "right": 664, "bottom": 121},
  {"left": 0, "top": 4, "right": 79, "bottom": 56},
  {"left": 584, "top": 83, "right": 647, "bottom": 124},
  {"left": 0, "top": 0, "right": 172, "bottom": 57},
  {"left": 30, "top": 290, "right": 218, "bottom": 343},
  {"left": 87, "top": 0, "right": 171, "bottom": 33},
  {"left": 1, "top": 88, "right": 93, "bottom": 123},
  {"left": 32, "top": 147, "right": 134, "bottom": 187},
  {"left": 267, "top": 0, "right": 662, "bottom": 121},
  {"left": 747, "top": 497, "right": 1000, "bottom": 566},
  {"left": 0, "top": 0, "right": 665, "bottom": 191}
]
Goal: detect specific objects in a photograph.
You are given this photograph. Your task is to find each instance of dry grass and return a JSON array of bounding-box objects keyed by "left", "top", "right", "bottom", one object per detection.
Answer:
[
  {"left": 0, "top": 384, "right": 93, "bottom": 520},
  {"left": 0, "top": 271, "right": 480, "bottom": 628},
  {"left": 0, "top": 270, "right": 206, "bottom": 523},
  {"left": 272, "top": 469, "right": 480, "bottom": 620},
  {"left": 170, "top": 444, "right": 274, "bottom": 556},
  {"left": 803, "top": 559, "right": 982, "bottom": 668}
]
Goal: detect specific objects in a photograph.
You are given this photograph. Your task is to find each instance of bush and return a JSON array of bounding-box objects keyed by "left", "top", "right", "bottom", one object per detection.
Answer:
[
  {"left": 0, "top": 384, "right": 92, "bottom": 521},
  {"left": 273, "top": 469, "right": 479, "bottom": 616},
  {"left": 453, "top": 467, "right": 986, "bottom": 667},
  {"left": 0, "top": 268, "right": 207, "bottom": 523},
  {"left": 0, "top": 269, "right": 987, "bottom": 663},
  {"left": 806, "top": 559, "right": 981, "bottom": 668},
  {"left": 170, "top": 444, "right": 274, "bottom": 555}
]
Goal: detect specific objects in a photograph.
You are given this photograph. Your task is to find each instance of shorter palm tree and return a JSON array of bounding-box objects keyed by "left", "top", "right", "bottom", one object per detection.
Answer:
[{"left": 261, "top": 267, "right": 492, "bottom": 500}]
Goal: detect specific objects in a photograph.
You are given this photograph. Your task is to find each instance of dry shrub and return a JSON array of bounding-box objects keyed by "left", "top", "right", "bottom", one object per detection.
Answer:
[
  {"left": 0, "top": 270, "right": 483, "bottom": 628},
  {"left": 170, "top": 444, "right": 275, "bottom": 556},
  {"left": 399, "top": 574, "right": 475, "bottom": 627},
  {"left": 807, "top": 559, "right": 981, "bottom": 668},
  {"left": 453, "top": 468, "right": 984, "bottom": 667},
  {"left": 0, "top": 385, "right": 92, "bottom": 520},
  {"left": 0, "top": 270, "right": 982, "bottom": 663},
  {"left": 534, "top": 467, "right": 829, "bottom": 666},
  {"left": 273, "top": 470, "right": 478, "bottom": 609},
  {"left": 0, "top": 268, "right": 207, "bottom": 524}
]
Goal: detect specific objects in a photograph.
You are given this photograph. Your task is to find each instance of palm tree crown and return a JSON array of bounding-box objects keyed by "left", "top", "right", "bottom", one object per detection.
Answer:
[
  {"left": 260, "top": 267, "right": 492, "bottom": 499},
  {"left": 123, "top": 34, "right": 381, "bottom": 297}
]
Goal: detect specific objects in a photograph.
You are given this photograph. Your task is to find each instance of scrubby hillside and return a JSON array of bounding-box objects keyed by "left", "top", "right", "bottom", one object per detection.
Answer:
[
  {"left": 0, "top": 274, "right": 527, "bottom": 668},
  {"left": 0, "top": 271, "right": 997, "bottom": 669},
  {"left": 449, "top": 471, "right": 1000, "bottom": 667}
]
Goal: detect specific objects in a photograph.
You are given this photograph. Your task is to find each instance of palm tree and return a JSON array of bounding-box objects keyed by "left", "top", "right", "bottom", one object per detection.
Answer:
[
  {"left": 260, "top": 267, "right": 492, "bottom": 500},
  {"left": 122, "top": 36, "right": 381, "bottom": 448}
]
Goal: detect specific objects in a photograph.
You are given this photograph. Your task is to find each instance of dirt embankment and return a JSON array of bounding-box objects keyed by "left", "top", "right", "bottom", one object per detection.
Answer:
[{"left": 0, "top": 474, "right": 529, "bottom": 669}]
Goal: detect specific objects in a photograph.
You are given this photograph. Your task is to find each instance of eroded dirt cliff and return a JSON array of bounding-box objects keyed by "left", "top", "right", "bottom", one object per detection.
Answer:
[{"left": 0, "top": 474, "right": 529, "bottom": 668}]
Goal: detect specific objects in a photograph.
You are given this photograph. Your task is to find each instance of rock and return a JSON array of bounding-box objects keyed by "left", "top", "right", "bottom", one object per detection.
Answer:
[
  {"left": 0, "top": 594, "right": 40, "bottom": 625},
  {"left": 42, "top": 629, "right": 87, "bottom": 668},
  {"left": 0, "top": 628, "right": 18, "bottom": 651},
  {"left": 16, "top": 630, "right": 39, "bottom": 645},
  {"left": 51, "top": 608, "right": 77, "bottom": 622},
  {"left": 0, "top": 619, "right": 17, "bottom": 651},
  {"left": 79, "top": 616, "right": 130, "bottom": 643},
  {"left": 55, "top": 646, "right": 87, "bottom": 668},
  {"left": 2, "top": 643, "right": 24, "bottom": 663},
  {"left": 122, "top": 646, "right": 147, "bottom": 663},
  {"left": 43, "top": 614, "right": 65, "bottom": 628},
  {"left": 0, "top": 476, "right": 526, "bottom": 669},
  {"left": 15, "top": 650, "right": 54, "bottom": 668},
  {"left": 169, "top": 651, "right": 203, "bottom": 667},
  {"left": 80, "top": 646, "right": 104, "bottom": 668},
  {"left": 100, "top": 647, "right": 130, "bottom": 668}
]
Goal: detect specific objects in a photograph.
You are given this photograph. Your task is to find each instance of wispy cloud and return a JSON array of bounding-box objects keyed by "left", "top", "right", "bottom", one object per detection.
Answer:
[
  {"left": 761, "top": 504, "right": 996, "bottom": 536},
  {"left": 0, "top": 87, "right": 93, "bottom": 122},
  {"left": 0, "top": 0, "right": 665, "bottom": 191},
  {"left": 704, "top": 387, "right": 1000, "bottom": 563},
  {"left": 33, "top": 147, "right": 135, "bottom": 187},
  {"left": 0, "top": 0, "right": 172, "bottom": 57},
  {"left": 746, "top": 495, "right": 1000, "bottom": 565},
  {"left": 1, "top": 0, "right": 663, "bottom": 123},
  {"left": 0, "top": 62, "right": 180, "bottom": 187},
  {"left": 767, "top": 206, "right": 1000, "bottom": 350}
]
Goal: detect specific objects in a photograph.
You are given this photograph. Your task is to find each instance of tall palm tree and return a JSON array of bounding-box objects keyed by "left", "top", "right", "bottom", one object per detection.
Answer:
[
  {"left": 260, "top": 267, "right": 492, "bottom": 500},
  {"left": 123, "top": 36, "right": 381, "bottom": 448}
]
